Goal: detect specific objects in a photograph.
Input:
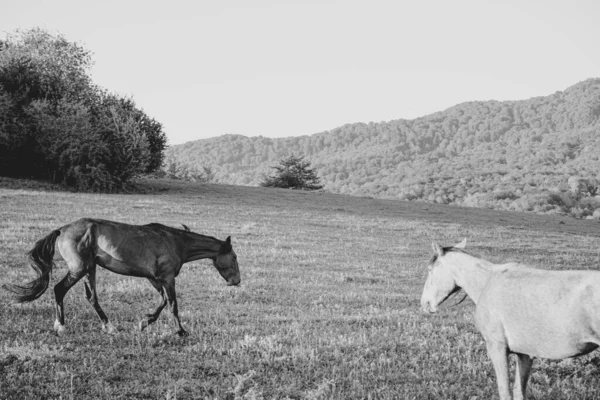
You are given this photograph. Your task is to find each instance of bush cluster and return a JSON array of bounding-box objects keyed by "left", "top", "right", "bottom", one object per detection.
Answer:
[
  {"left": 0, "top": 28, "right": 167, "bottom": 191},
  {"left": 399, "top": 175, "right": 600, "bottom": 219},
  {"left": 153, "top": 156, "right": 215, "bottom": 183}
]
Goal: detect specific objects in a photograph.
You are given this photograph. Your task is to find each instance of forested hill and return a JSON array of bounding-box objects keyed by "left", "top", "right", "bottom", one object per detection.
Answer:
[{"left": 166, "top": 79, "right": 600, "bottom": 217}]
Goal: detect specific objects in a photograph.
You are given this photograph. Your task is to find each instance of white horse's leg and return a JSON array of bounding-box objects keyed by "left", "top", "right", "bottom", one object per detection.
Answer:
[
  {"left": 513, "top": 353, "right": 533, "bottom": 400},
  {"left": 486, "top": 340, "right": 511, "bottom": 400}
]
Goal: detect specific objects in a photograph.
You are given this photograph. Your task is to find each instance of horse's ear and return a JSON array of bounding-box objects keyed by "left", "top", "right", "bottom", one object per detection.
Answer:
[
  {"left": 218, "top": 236, "right": 232, "bottom": 254},
  {"left": 432, "top": 242, "right": 444, "bottom": 257},
  {"left": 181, "top": 224, "right": 191, "bottom": 232},
  {"left": 454, "top": 238, "right": 467, "bottom": 249}
]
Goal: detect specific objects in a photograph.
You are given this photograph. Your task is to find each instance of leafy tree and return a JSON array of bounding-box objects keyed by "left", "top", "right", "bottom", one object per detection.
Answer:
[
  {"left": 90, "top": 92, "right": 167, "bottom": 174},
  {"left": 0, "top": 28, "right": 168, "bottom": 191},
  {"left": 261, "top": 155, "right": 323, "bottom": 190},
  {"left": 0, "top": 28, "right": 93, "bottom": 105}
]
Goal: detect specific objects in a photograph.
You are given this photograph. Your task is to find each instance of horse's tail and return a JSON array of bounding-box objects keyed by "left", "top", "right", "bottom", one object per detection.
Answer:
[{"left": 3, "top": 229, "right": 61, "bottom": 303}]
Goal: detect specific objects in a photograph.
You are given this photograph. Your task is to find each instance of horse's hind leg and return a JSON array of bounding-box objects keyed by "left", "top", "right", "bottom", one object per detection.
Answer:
[
  {"left": 83, "top": 265, "right": 114, "bottom": 334},
  {"left": 54, "top": 233, "right": 91, "bottom": 335},
  {"left": 54, "top": 270, "right": 85, "bottom": 335},
  {"left": 513, "top": 353, "right": 533, "bottom": 400},
  {"left": 139, "top": 278, "right": 168, "bottom": 332}
]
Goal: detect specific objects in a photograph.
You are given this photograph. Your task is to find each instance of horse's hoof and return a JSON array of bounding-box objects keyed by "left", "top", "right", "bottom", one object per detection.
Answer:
[
  {"left": 139, "top": 320, "right": 149, "bottom": 332},
  {"left": 102, "top": 322, "right": 116, "bottom": 334},
  {"left": 54, "top": 320, "right": 66, "bottom": 336},
  {"left": 176, "top": 329, "right": 189, "bottom": 337}
]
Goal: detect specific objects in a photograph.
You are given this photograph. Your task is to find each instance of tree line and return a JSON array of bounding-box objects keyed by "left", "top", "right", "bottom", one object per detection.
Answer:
[
  {"left": 0, "top": 28, "right": 167, "bottom": 191},
  {"left": 167, "top": 79, "right": 600, "bottom": 218}
]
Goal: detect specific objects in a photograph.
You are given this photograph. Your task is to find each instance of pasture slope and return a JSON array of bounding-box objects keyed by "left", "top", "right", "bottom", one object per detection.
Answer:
[{"left": 1, "top": 177, "right": 600, "bottom": 400}]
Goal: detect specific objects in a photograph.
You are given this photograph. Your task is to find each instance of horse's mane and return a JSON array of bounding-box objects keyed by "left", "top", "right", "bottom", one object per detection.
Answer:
[
  {"left": 429, "top": 246, "right": 468, "bottom": 265},
  {"left": 445, "top": 247, "right": 467, "bottom": 254},
  {"left": 144, "top": 223, "right": 223, "bottom": 245}
]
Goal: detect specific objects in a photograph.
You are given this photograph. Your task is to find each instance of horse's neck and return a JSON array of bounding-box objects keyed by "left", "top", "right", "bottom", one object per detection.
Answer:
[
  {"left": 181, "top": 234, "right": 221, "bottom": 262},
  {"left": 448, "top": 252, "right": 494, "bottom": 304}
]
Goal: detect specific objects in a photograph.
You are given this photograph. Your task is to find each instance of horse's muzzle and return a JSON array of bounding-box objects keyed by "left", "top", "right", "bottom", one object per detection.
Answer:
[{"left": 228, "top": 277, "right": 241, "bottom": 286}]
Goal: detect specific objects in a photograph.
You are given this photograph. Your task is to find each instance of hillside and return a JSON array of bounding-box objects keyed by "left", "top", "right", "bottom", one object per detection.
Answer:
[{"left": 166, "top": 79, "right": 600, "bottom": 218}]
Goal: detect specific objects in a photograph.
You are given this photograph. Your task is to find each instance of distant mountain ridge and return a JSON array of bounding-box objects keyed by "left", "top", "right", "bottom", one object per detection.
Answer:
[{"left": 166, "top": 79, "right": 600, "bottom": 217}]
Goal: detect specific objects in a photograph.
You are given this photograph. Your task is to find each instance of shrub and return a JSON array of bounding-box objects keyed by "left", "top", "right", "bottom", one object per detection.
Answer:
[
  {"left": 492, "top": 190, "right": 519, "bottom": 201},
  {"left": 23, "top": 96, "right": 158, "bottom": 191},
  {"left": 0, "top": 28, "right": 167, "bottom": 191},
  {"left": 160, "top": 157, "right": 215, "bottom": 182}
]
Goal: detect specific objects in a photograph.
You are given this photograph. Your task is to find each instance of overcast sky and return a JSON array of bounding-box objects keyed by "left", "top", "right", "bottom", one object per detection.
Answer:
[{"left": 3, "top": 0, "right": 599, "bottom": 145}]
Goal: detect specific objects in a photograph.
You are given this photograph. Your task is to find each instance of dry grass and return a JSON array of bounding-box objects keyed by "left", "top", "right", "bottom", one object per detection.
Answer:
[{"left": 1, "top": 178, "right": 600, "bottom": 399}]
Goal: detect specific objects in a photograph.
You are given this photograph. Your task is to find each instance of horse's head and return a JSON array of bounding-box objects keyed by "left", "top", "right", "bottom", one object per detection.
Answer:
[
  {"left": 420, "top": 239, "right": 467, "bottom": 314},
  {"left": 213, "top": 236, "right": 241, "bottom": 286}
]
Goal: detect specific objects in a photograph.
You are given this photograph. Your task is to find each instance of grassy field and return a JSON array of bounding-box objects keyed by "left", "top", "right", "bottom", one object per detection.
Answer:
[{"left": 1, "top": 177, "right": 600, "bottom": 400}]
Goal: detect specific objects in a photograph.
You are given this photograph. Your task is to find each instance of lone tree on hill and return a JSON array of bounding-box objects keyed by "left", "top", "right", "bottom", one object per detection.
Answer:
[{"left": 261, "top": 155, "right": 324, "bottom": 190}]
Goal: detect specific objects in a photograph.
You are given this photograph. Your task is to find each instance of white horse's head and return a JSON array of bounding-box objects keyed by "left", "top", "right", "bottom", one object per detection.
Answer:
[{"left": 420, "top": 239, "right": 467, "bottom": 313}]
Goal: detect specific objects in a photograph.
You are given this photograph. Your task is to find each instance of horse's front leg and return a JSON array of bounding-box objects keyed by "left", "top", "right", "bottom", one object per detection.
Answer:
[
  {"left": 513, "top": 353, "right": 533, "bottom": 400},
  {"left": 486, "top": 340, "right": 511, "bottom": 400},
  {"left": 139, "top": 278, "right": 168, "bottom": 331},
  {"left": 163, "top": 280, "right": 188, "bottom": 336}
]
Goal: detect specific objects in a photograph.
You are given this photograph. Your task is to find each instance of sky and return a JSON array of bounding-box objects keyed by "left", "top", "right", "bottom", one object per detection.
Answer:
[{"left": 2, "top": 0, "right": 599, "bottom": 145}]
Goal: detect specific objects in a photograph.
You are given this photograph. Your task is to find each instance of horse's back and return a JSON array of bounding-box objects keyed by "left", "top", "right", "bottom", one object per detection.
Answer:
[
  {"left": 476, "top": 266, "right": 600, "bottom": 358},
  {"left": 58, "top": 218, "right": 179, "bottom": 278},
  {"left": 59, "top": 218, "right": 138, "bottom": 239}
]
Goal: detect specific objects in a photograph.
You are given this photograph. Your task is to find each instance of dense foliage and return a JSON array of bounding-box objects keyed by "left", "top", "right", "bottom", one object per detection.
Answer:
[
  {"left": 0, "top": 28, "right": 167, "bottom": 191},
  {"left": 155, "top": 155, "right": 215, "bottom": 182},
  {"left": 261, "top": 155, "right": 324, "bottom": 190},
  {"left": 167, "top": 79, "right": 600, "bottom": 218}
]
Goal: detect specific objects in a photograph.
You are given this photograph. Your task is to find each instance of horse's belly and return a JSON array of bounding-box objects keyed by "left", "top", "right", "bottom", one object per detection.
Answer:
[
  {"left": 509, "top": 338, "right": 598, "bottom": 359},
  {"left": 477, "top": 302, "right": 600, "bottom": 359},
  {"left": 95, "top": 251, "right": 151, "bottom": 278},
  {"left": 504, "top": 320, "right": 600, "bottom": 359},
  {"left": 477, "top": 272, "right": 600, "bottom": 359}
]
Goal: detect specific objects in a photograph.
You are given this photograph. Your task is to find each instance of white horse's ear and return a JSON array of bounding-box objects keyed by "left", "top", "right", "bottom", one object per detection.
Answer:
[
  {"left": 454, "top": 238, "right": 467, "bottom": 249},
  {"left": 432, "top": 242, "right": 444, "bottom": 257}
]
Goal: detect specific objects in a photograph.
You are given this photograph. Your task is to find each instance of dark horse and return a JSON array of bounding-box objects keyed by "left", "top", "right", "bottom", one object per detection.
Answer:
[{"left": 3, "top": 218, "right": 240, "bottom": 336}]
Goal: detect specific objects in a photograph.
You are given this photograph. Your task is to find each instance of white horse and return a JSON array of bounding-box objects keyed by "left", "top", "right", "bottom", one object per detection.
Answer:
[{"left": 420, "top": 239, "right": 600, "bottom": 400}]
